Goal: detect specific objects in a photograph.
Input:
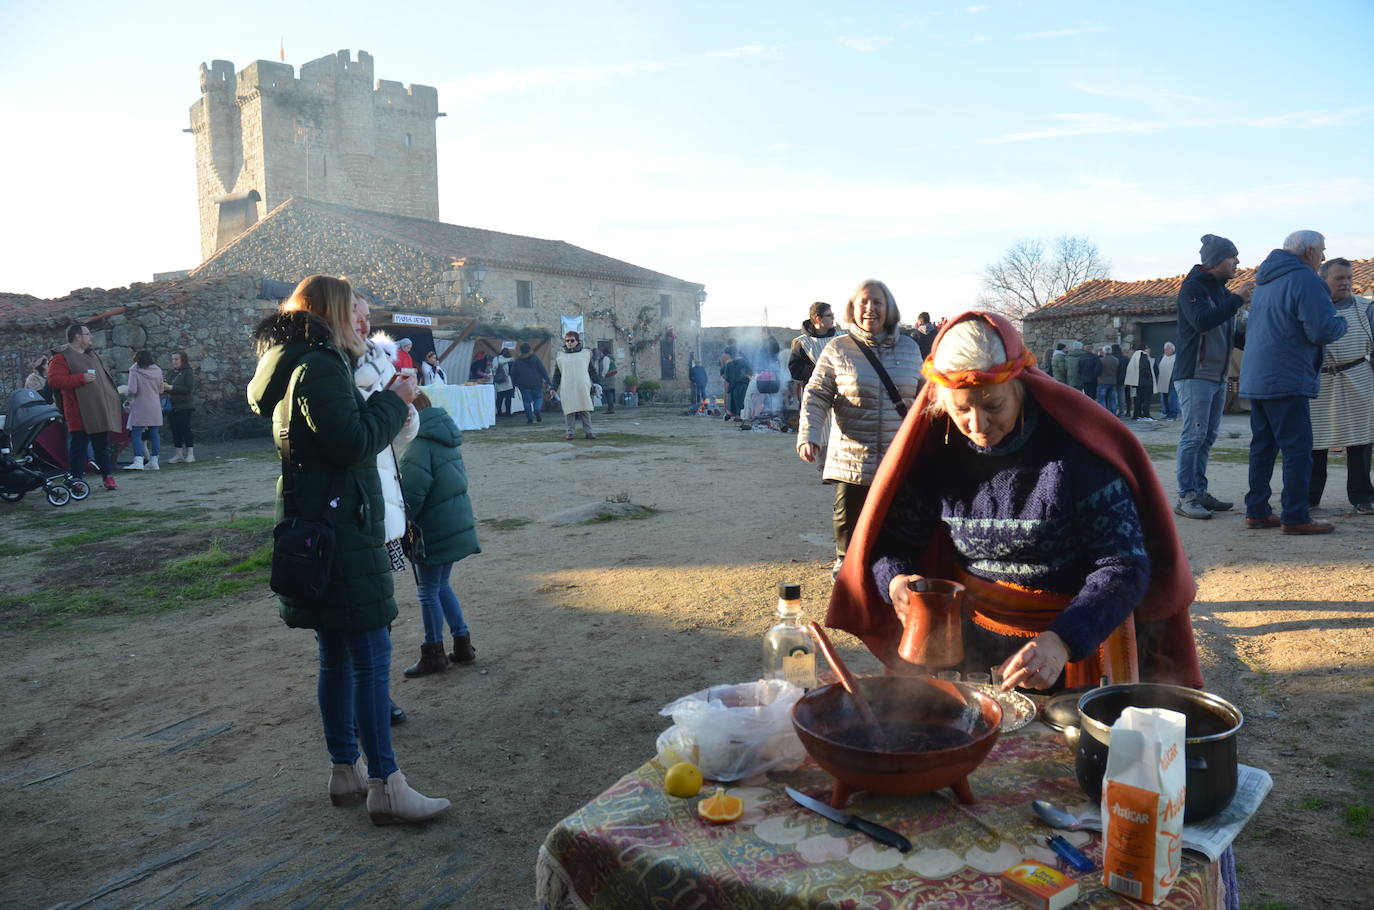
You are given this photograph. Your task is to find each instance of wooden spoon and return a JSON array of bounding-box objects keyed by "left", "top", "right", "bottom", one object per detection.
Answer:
[{"left": 807, "top": 621, "right": 890, "bottom": 750}]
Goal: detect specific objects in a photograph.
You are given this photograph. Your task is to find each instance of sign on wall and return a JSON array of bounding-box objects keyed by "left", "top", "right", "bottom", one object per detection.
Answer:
[{"left": 394, "top": 314, "right": 433, "bottom": 326}]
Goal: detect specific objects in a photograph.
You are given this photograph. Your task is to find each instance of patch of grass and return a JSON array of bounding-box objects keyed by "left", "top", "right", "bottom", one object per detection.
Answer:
[
  {"left": 1298, "top": 795, "right": 1327, "bottom": 810},
  {"left": 214, "top": 515, "right": 275, "bottom": 533},
  {"left": 584, "top": 505, "right": 657, "bottom": 523},
  {"left": 1242, "top": 902, "right": 1292, "bottom": 910},
  {"left": 1320, "top": 754, "right": 1344, "bottom": 769},
  {"left": 3, "top": 543, "right": 44, "bottom": 557},
  {"left": 1346, "top": 804, "right": 1371, "bottom": 837},
  {"left": 481, "top": 517, "right": 531, "bottom": 531},
  {"left": 1142, "top": 443, "right": 1251, "bottom": 464}
]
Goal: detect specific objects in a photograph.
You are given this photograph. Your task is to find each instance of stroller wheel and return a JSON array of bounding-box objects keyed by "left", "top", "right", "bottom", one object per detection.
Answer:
[
  {"left": 67, "top": 479, "right": 91, "bottom": 500},
  {"left": 0, "top": 490, "right": 23, "bottom": 503},
  {"left": 46, "top": 485, "right": 71, "bottom": 507}
]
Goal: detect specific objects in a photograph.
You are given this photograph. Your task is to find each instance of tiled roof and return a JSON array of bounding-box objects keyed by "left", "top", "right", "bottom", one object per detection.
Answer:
[
  {"left": 193, "top": 197, "right": 704, "bottom": 291},
  {"left": 1026, "top": 257, "right": 1373, "bottom": 320},
  {"left": 0, "top": 275, "right": 257, "bottom": 328}
]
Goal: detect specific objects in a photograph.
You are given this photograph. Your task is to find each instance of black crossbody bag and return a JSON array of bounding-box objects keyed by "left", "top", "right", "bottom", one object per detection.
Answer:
[
  {"left": 270, "top": 367, "right": 345, "bottom": 602},
  {"left": 849, "top": 337, "right": 910, "bottom": 418}
]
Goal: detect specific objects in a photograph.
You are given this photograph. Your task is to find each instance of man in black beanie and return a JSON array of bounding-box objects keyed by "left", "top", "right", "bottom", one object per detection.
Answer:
[{"left": 1173, "top": 234, "right": 1255, "bottom": 520}]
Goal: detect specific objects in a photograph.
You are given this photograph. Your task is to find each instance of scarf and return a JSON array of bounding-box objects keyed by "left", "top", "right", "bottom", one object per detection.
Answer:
[{"left": 827, "top": 310, "right": 1203, "bottom": 687}]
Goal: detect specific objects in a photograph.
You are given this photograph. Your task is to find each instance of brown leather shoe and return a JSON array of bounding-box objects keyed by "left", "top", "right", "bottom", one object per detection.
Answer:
[
  {"left": 1281, "top": 520, "right": 1335, "bottom": 535},
  {"left": 403, "top": 642, "right": 449, "bottom": 677},
  {"left": 449, "top": 633, "right": 476, "bottom": 665},
  {"left": 1244, "top": 514, "right": 1282, "bottom": 529}
]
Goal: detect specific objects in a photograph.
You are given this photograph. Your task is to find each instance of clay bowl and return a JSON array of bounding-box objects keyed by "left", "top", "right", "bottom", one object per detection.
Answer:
[{"left": 792, "top": 676, "right": 1004, "bottom": 809}]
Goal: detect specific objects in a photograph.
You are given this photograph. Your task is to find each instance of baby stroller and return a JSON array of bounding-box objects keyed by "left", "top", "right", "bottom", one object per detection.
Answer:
[{"left": 0, "top": 389, "right": 90, "bottom": 506}]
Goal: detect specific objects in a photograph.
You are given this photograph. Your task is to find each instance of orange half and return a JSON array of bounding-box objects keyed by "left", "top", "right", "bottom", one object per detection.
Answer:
[{"left": 697, "top": 787, "right": 744, "bottom": 824}]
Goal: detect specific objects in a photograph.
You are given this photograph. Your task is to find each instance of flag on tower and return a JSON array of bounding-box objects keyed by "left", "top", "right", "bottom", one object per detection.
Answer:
[{"left": 279, "top": 39, "right": 286, "bottom": 62}]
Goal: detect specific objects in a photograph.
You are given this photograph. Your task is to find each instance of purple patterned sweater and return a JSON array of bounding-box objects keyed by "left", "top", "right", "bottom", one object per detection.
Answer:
[{"left": 872, "top": 399, "right": 1149, "bottom": 664}]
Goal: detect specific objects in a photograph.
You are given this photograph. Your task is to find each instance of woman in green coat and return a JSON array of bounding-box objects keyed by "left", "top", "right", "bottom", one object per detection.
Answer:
[
  {"left": 397, "top": 393, "right": 482, "bottom": 676},
  {"left": 247, "top": 274, "right": 449, "bottom": 826}
]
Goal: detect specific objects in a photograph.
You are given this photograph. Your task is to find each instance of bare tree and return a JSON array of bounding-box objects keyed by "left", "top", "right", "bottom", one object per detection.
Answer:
[{"left": 979, "top": 235, "right": 1111, "bottom": 321}]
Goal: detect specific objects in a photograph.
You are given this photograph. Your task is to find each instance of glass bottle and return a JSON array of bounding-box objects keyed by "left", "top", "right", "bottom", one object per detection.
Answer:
[{"left": 762, "top": 582, "right": 816, "bottom": 690}]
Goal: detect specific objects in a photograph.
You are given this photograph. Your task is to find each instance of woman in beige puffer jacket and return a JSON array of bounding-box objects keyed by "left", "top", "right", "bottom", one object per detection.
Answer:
[{"left": 799, "top": 279, "right": 922, "bottom": 573}]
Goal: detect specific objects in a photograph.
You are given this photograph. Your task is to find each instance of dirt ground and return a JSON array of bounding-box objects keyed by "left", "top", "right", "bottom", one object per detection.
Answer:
[{"left": 2, "top": 405, "right": 1372, "bottom": 909}]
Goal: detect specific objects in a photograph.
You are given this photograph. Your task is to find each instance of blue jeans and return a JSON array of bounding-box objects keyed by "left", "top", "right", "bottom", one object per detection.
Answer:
[
  {"left": 1096, "top": 384, "right": 1117, "bottom": 415},
  {"left": 130, "top": 426, "right": 160, "bottom": 458},
  {"left": 1245, "top": 397, "right": 1314, "bottom": 525},
  {"left": 692, "top": 380, "right": 708, "bottom": 405},
  {"left": 417, "top": 561, "right": 468, "bottom": 643},
  {"left": 1159, "top": 386, "right": 1179, "bottom": 420},
  {"left": 1175, "top": 378, "right": 1227, "bottom": 500},
  {"left": 519, "top": 385, "right": 543, "bottom": 422},
  {"left": 316, "top": 627, "right": 398, "bottom": 780}
]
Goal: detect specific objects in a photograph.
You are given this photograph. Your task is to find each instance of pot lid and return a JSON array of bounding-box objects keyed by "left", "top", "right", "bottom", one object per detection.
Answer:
[{"left": 1042, "top": 693, "right": 1081, "bottom": 732}]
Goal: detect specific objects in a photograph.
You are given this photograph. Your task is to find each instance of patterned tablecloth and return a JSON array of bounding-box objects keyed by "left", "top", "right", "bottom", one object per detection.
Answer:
[
  {"left": 420, "top": 383, "right": 495, "bottom": 430},
  {"left": 537, "top": 727, "right": 1228, "bottom": 909}
]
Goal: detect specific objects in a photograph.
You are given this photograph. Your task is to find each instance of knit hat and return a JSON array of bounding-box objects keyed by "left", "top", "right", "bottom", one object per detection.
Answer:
[
  {"left": 1199, "top": 234, "right": 1238, "bottom": 268},
  {"left": 397, "top": 337, "right": 413, "bottom": 349}
]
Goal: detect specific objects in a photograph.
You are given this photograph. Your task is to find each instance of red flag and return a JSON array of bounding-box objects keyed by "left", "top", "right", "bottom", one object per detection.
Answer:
[{"left": 279, "top": 38, "right": 285, "bottom": 62}]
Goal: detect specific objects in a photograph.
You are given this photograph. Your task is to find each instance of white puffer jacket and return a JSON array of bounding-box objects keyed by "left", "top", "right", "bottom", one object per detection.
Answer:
[
  {"left": 799, "top": 330, "right": 921, "bottom": 485},
  {"left": 354, "top": 332, "right": 420, "bottom": 542}
]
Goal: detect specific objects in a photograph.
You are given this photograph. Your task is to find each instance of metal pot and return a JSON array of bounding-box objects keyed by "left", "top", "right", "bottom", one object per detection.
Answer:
[{"left": 1070, "top": 683, "right": 1243, "bottom": 823}]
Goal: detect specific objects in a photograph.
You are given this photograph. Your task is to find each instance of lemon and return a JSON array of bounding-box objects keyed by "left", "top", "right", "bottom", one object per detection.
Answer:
[{"left": 663, "top": 761, "right": 704, "bottom": 798}]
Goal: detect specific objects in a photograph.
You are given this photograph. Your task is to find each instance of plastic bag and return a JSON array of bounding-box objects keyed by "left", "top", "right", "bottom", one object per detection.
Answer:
[{"left": 655, "top": 679, "right": 806, "bottom": 781}]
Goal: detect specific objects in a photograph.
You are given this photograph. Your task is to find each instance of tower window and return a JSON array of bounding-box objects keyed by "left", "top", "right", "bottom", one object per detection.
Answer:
[
  {"left": 517, "top": 280, "right": 534, "bottom": 309},
  {"left": 404, "top": 133, "right": 412, "bottom": 148},
  {"left": 660, "top": 294, "right": 672, "bottom": 317}
]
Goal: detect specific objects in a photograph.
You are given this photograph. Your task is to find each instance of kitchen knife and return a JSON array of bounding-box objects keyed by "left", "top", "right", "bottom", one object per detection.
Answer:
[{"left": 784, "top": 786, "right": 912, "bottom": 853}]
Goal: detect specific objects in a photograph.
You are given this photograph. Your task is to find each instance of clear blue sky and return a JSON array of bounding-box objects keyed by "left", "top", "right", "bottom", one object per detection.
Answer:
[{"left": 2, "top": 0, "right": 1370, "bottom": 326}]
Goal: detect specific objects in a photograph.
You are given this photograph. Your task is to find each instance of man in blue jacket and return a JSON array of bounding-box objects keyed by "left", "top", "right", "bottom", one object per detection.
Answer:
[
  {"left": 1240, "top": 230, "right": 1347, "bottom": 534},
  {"left": 1173, "top": 234, "right": 1255, "bottom": 519}
]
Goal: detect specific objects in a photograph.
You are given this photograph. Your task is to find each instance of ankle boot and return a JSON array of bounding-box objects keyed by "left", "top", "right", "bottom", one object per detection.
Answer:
[
  {"left": 329, "top": 757, "right": 367, "bottom": 806},
  {"left": 449, "top": 634, "right": 476, "bottom": 665},
  {"left": 403, "top": 642, "right": 449, "bottom": 678},
  {"left": 126, "top": 456, "right": 145, "bottom": 470},
  {"left": 147, "top": 455, "right": 160, "bottom": 470},
  {"left": 167, "top": 448, "right": 185, "bottom": 464},
  {"left": 184, "top": 447, "right": 196, "bottom": 463},
  {"left": 366, "top": 770, "right": 450, "bottom": 825}
]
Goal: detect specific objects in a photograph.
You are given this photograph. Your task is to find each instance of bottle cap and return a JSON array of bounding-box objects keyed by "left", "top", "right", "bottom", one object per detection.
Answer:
[{"left": 777, "top": 582, "right": 801, "bottom": 600}]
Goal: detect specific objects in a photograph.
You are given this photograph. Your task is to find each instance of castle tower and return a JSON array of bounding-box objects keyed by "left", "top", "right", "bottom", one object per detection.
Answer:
[{"left": 188, "top": 49, "right": 441, "bottom": 260}]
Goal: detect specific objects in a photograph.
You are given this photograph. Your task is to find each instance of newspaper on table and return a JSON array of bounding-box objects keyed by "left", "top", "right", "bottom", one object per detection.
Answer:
[{"left": 1067, "top": 764, "right": 1272, "bottom": 862}]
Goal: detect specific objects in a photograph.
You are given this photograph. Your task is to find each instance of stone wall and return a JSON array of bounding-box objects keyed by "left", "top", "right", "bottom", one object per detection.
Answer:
[
  {"left": 191, "top": 50, "right": 440, "bottom": 258},
  {"left": 1, "top": 275, "right": 277, "bottom": 436},
  {"left": 1022, "top": 312, "right": 1178, "bottom": 367},
  {"left": 439, "top": 267, "right": 703, "bottom": 387}
]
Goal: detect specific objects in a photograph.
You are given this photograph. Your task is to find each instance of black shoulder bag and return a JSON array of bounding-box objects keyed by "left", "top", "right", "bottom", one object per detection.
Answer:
[
  {"left": 849, "top": 337, "right": 910, "bottom": 418},
  {"left": 270, "top": 366, "right": 345, "bottom": 602}
]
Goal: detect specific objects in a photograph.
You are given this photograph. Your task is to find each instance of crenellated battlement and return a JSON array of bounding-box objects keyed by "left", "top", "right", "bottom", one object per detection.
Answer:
[
  {"left": 189, "top": 48, "right": 441, "bottom": 261},
  {"left": 196, "top": 50, "right": 438, "bottom": 115}
]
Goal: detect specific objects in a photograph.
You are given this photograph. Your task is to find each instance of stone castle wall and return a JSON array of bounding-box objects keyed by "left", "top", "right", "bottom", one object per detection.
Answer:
[
  {"left": 190, "top": 50, "right": 440, "bottom": 259},
  {"left": 1, "top": 275, "right": 277, "bottom": 435}
]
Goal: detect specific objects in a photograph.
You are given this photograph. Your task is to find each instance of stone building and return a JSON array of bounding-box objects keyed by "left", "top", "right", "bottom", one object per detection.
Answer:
[
  {"left": 0, "top": 275, "right": 278, "bottom": 434},
  {"left": 190, "top": 196, "right": 705, "bottom": 386},
  {"left": 1022, "top": 257, "right": 1373, "bottom": 364},
  {"left": 190, "top": 49, "right": 441, "bottom": 260}
]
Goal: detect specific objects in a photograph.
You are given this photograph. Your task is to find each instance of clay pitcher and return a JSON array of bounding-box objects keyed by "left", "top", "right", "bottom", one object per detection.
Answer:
[{"left": 894, "top": 577, "right": 965, "bottom": 668}]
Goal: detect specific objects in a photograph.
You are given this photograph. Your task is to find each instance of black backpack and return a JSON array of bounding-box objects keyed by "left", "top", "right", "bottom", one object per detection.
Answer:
[{"left": 493, "top": 359, "right": 509, "bottom": 384}]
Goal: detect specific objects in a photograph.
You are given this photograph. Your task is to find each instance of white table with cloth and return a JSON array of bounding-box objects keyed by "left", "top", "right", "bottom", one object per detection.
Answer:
[{"left": 421, "top": 383, "right": 495, "bottom": 430}]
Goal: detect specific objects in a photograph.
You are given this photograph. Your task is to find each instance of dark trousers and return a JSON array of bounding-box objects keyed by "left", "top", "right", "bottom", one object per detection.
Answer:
[
  {"left": 1081, "top": 382, "right": 1097, "bottom": 400},
  {"left": 1310, "top": 444, "right": 1374, "bottom": 506},
  {"left": 832, "top": 481, "right": 871, "bottom": 561},
  {"left": 496, "top": 388, "right": 515, "bottom": 416},
  {"left": 692, "top": 381, "right": 708, "bottom": 406},
  {"left": 1133, "top": 382, "right": 1154, "bottom": 418},
  {"left": 169, "top": 408, "right": 194, "bottom": 447},
  {"left": 68, "top": 430, "right": 111, "bottom": 480},
  {"left": 1117, "top": 384, "right": 1130, "bottom": 415},
  {"left": 1245, "top": 396, "right": 1314, "bottom": 525},
  {"left": 602, "top": 382, "right": 615, "bottom": 412},
  {"left": 728, "top": 381, "right": 749, "bottom": 416}
]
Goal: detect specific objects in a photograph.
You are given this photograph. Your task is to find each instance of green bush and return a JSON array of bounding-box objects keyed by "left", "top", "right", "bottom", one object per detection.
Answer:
[{"left": 638, "top": 379, "right": 662, "bottom": 402}]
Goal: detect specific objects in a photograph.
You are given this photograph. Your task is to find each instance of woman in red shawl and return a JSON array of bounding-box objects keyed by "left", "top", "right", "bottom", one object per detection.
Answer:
[{"left": 828, "top": 311, "right": 1202, "bottom": 691}]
